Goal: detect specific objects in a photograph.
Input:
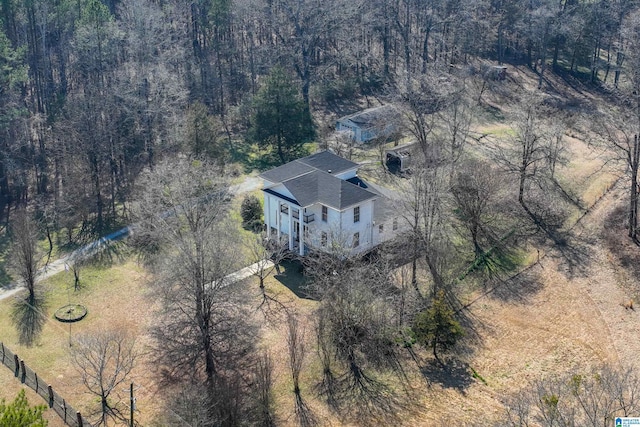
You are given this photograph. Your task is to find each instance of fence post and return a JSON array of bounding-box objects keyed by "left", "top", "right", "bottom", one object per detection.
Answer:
[
  {"left": 35, "top": 372, "right": 38, "bottom": 392},
  {"left": 48, "top": 385, "right": 54, "bottom": 408},
  {"left": 62, "top": 399, "right": 67, "bottom": 422},
  {"left": 13, "top": 354, "right": 19, "bottom": 377},
  {"left": 1, "top": 342, "right": 4, "bottom": 363},
  {"left": 20, "top": 360, "right": 26, "bottom": 383},
  {"left": 76, "top": 412, "right": 83, "bottom": 427}
]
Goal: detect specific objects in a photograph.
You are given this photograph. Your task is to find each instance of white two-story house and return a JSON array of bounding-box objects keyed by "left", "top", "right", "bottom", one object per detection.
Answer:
[{"left": 260, "top": 151, "right": 400, "bottom": 256}]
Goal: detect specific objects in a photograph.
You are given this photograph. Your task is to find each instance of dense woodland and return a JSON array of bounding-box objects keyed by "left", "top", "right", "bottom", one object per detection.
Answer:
[
  {"left": 3, "top": 0, "right": 640, "bottom": 426},
  {"left": 1, "top": 0, "right": 640, "bottom": 236}
]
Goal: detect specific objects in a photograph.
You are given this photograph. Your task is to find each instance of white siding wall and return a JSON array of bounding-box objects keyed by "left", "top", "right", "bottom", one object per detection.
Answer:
[
  {"left": 338, "top": 200, "right": 375, "bottom": 254},
  {"left": 263, "top": 192, "right": 297, "bottom": 237},
  {"left": 263, "top": 191, "right": 401, "bottom": 256},
  {"left": 302, "top": 202, "right": 340, "bottom": 248},
  {"left": 371, "top": 217, "right": 396, "bottom": 247},
  {"left": 267, "top": 183, "right": 295, "bottom": 200}
]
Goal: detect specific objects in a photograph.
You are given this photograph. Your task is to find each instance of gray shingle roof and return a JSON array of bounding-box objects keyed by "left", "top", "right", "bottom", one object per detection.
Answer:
[
  {"left": 339, "top": 105, "right": 399, "bottom": 127},
  {"left": 282, "top": 170, "right": 377, "bottom": 210},
  {"left": 261, "top": 151, "right": 380, "bottom": 210},
  {"left": 297, "top": 151, "right": 358, "bottom": 175},
  {"left": 259, "top": 161, "right": 316, "bottom": 184},
  {"left": 259, "top": 151, "right": 357, "bottom": 183}
]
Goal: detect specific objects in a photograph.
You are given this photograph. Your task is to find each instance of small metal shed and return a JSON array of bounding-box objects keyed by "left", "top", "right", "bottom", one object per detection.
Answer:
[{"left": 385, "top": 142, "right": 417, "bottom": 174}]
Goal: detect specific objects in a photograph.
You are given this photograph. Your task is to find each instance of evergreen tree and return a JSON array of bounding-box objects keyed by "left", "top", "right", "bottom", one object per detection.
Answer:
[
  {"left": 413, "top": 290, "right": 464, "bottom": 364},
  {"left": 0, "top": 389, "right": 48, "bottom": 427},
  {"left": 240, "top": 194, "right": 262, "bottom": 231},
  {"left": 249, "top": 66, "right": 314, "bottom": 164},
  {"left": 186, "top": 102, "right": 225, "bottom": 164}
]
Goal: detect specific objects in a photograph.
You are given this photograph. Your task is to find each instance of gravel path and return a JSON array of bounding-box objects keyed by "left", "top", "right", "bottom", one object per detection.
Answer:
[{"left": 0, "top": 174, "right": 264, "bottom": 301}]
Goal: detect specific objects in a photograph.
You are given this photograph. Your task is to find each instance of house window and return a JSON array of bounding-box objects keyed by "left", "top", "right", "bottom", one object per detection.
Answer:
[
  {"left": 321, "top": 232, "right": 327, "bottom": 247},
  {"left": 292, "top": 208, "right": 299, "bottom": 219},
  {"left": 280, "top": 204, "right": 289, "bottom": 215},
  {"left": 353, "top": 206, "right": 360, "bottom": 223},
  {"left": 379, "top": 224, "right": 384, "bottom": 233},
  {"left": 353, "top": 232, "right": 360, "bottom": 248},
  {"left": 322, "top": 205, "right": 328, "bottom": 222},
  {"left": 393, "top": 218, "right": 398, "bottom": 230}
]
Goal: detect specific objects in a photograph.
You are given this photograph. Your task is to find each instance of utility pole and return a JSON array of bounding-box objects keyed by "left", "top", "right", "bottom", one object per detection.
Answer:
[{"left": 130, "top": 383, "right": 134, "bottom": 427}]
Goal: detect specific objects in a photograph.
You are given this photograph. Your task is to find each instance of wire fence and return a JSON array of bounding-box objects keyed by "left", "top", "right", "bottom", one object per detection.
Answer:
[{"left": 0, "top": 342, "right": 92, "bottom": 427}]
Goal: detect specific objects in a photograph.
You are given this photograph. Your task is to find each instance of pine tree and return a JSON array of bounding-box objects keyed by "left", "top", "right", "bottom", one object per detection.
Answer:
[
  {"left": 186, "top": 102, "right": 225, "bottom": 164},
  {"left": 413, "top": 290, "right": 464, "bottom": 364},
  {"left": 0, "top": 389, "right": 48, "bottom": 427},
  {"left": 249, "top": 66, "right": 314, "bottom": 164}
]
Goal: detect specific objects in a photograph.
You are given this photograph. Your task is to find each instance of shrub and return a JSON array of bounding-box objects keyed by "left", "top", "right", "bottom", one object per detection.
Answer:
[{"left": 241, "top": 195, "right": 263, "bottom": 231}]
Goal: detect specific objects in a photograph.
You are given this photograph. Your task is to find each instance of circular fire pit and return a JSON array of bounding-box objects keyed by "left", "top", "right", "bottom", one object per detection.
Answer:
[{"left": 54, "top": 304, "right": 88, "bottom": 323}]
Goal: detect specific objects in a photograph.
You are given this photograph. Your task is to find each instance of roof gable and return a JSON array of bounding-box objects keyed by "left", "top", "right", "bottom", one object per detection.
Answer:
[
  {"left": 261, "top": 151, "right": 377, "bottom": 209},
  {"left": 281, "top": 170, "right": 377, "bottom": 210},
  {"left": 259, "top": 151, "right": 358, "bottom": 183}
]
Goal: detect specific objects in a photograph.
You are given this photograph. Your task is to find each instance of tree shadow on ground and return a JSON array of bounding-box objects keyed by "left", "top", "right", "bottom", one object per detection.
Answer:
[
  {"left": 602, "top": 205, "right": 640, "bottom": 297},
  {"left": 419, "top": 358, "right": 474, "bottom": 394},
  {"left": 551, "top": 65, "right": 616, "bottom": 101},
  {"left": 87, "top": 239, "right": 128, "bottom": 267},
  {"left": 522, "top": 198, "right": 593, "bottom": 279},
  {"left": 294, "top": 392, "right": 318, "bottom": 427},
  {"left": 546, "top": 230, "right": 593, "bottom": 279},
  {"left": 335, "top": 368, "right": 410, "bottom": 426},
  {"left": 11, "top": 292, "right": 48, "bottom": 347},
  {"left": 488, "top": 267, "right": 545, "bottom": 303},
  {"left": 316, "top": 361, "right": 418, "bottom": 427},
  {"left": 273, "top": 259, "right": 311, "bottom": 299}
]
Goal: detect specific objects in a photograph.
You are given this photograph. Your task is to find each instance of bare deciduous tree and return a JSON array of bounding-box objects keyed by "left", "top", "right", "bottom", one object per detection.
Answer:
[
  {"left": 71, "top": 328, "right": 138, "bottom": 426},
  {"left": 438, "top": 88, "right": 475, "bottom": 182},
  {"left": 596, "top": 117, "right": 640, "bottom": 241},
  {"left": 253, "top": 352, "right": 275, "bottom": 427},
  {"left": 10, "top": 209, "right": 43, "bottom": 302},
  {"left": 245, "top": 233, "right": 287, "bottom": 291},
  {"left": 286, "top": 313, "right": 316, "bottom": 426},
  {"left": 398, "top": 164, "right": 452, "bottom": 296},
  {"left": 133, "top": 158, "right": 257, "bottom": 425},
  {"left": 452, "top": 160, "right": 505, "bottom": 259},
  {"left": 498, "top": 364, "right": 640, "bottom": 427},
  {"left": 287, "top": 314, "right": 306, "bottom": 397},
  {"left": 491, "top": 96, "right": 571, "bottom": 236},
  {"left": 398, "top": 76, "right": 450, "bottom": 162},
  {"left": 10, "top": 208, "right": 47, "bottom": 346}
]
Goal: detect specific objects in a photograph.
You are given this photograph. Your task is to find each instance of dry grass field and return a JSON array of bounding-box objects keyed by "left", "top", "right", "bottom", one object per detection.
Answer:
[
  {"left": 0, "top": 260, "right": 162, "bottom": 426},
  {"left": 0, "top": 182, "right": 637, "bottom": 426}
]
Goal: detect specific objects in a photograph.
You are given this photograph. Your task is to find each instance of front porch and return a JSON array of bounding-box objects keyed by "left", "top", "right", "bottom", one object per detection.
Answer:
[{"left": 271, "top": 231, "right": 310, "bottom": 257}]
